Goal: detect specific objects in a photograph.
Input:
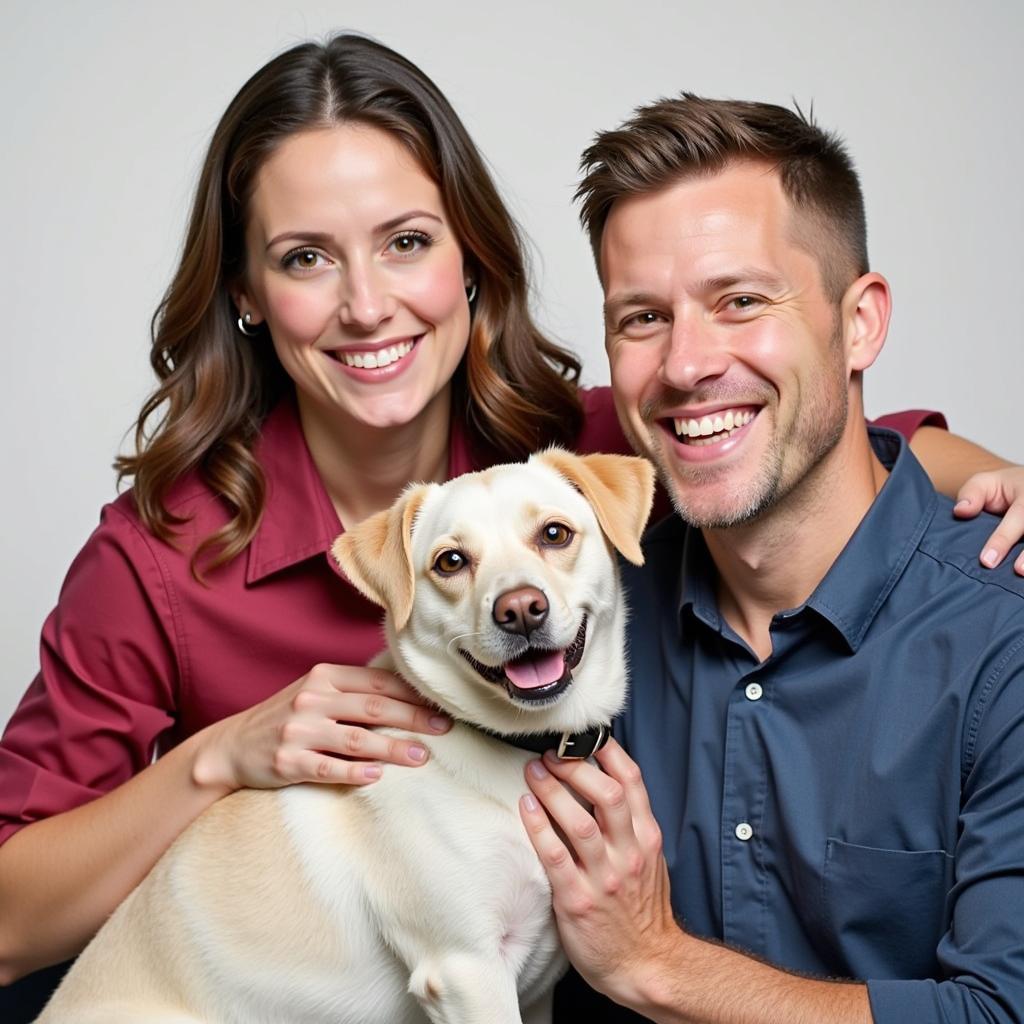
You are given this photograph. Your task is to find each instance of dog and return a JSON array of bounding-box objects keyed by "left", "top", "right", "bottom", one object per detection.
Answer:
[{"left": 37, "top": 448, "right": 654, "bottom": 1024}]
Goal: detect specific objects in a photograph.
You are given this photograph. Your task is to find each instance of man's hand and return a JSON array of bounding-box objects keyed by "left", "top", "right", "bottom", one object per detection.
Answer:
[
  {"left": 954, "top": 465, "right": 1024, "bottom": 575},
  {"left": 519, "top": 739, "right": 680, "bottom": 1011}
]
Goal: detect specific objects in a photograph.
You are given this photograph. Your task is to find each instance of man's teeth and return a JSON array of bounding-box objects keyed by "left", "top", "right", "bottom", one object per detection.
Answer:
[
  {"left": 338, "top": 340, "right": 414, "bottom": 369},
  {"left": 672, "top": 409, "right": 756, "bottom": 445}
]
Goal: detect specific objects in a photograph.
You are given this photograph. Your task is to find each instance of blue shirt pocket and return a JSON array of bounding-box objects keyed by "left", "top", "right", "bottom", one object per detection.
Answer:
[{"left": 822, "top": 838, "right": 954, "bottom": 980}]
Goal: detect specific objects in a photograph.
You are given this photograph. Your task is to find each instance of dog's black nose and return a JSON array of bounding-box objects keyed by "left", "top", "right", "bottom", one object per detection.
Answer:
[{"left": 493, "top": 586, "right": 549, "bottom": 637}]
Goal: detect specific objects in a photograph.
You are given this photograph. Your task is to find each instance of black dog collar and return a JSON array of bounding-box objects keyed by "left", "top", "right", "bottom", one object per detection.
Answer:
[{"left": 489, "top": 723, "right": 612, "bottom": 760}]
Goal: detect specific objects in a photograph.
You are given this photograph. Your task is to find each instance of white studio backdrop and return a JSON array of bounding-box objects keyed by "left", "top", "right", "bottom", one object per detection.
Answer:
[{"left": 2, "top": 0, "right": 1021, "bottom": 723}]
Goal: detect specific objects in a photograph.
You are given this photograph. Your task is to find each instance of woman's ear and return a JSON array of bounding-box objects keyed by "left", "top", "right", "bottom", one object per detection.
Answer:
[
  {"left": 842, "top": 272, "right": 891, "bottom": 373},
  {"left": 228, "top": 280, "right": 264, "bottom": 327}
]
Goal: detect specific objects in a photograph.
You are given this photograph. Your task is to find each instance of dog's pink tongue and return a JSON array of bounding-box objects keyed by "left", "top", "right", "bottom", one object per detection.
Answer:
[{"left": 504, "top": 651, "right": 565, "bottom": 689}]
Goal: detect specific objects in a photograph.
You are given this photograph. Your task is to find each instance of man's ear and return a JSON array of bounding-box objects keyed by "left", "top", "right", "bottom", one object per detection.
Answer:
[
  {"left": 331, "top": 485, "right": 430, "bottom": 631},
  {"left": 535, "top": 449, "right": 655, "bottom": 566},
  {"left": 842, "top": 272, "right": 891, "bottom": 373}
]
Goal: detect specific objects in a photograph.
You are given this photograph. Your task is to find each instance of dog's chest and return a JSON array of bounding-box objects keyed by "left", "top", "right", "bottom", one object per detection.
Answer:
[{"left": 278, "top": 732, "right": 557, "bottom": 974}]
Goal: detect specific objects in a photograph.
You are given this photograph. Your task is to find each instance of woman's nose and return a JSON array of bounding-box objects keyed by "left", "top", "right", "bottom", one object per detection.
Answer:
[{"left": 338, "top": 262, "right": 395, "bottom": 331}]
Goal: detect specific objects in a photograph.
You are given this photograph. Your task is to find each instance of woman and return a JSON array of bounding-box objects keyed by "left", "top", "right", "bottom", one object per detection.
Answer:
[{"left": 0, "top": 34, "right": 1019, "bottom": 1000}]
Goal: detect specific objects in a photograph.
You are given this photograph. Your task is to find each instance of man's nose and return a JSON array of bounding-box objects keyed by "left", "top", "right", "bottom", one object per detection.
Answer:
[
  {"left": 659, "top": 315, "right": 730, "bottom": 392},
  {"left": 338, "top": 262, "right": 395, "bottom": 331}
]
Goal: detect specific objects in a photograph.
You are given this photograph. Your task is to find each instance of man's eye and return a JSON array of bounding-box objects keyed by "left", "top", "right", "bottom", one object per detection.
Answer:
[
  {"left": 727, "top": 295, "right": 764, "bottom": 312},
  {"left": 539, "top": 522, "right": 574, "bottom": 548},
  {"left": 620, "top": 310, "right": 665, "bottom": 334},
  {"left": 433, "top": 549, "right": 468, "bottom": 575}
]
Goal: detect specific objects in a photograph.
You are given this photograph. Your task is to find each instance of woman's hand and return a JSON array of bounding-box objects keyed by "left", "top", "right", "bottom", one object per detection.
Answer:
[
  {"left": 193, "top": 663, "right": 451, "bottom": 792},
  {"left": 954, "top": 466, "right": 1024, "bottom": 576}
]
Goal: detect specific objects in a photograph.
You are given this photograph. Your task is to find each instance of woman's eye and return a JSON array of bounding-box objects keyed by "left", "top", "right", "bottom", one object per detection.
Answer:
[
  {"left": 433, "top": 549, "right": 468, "bottom": 575},
  {"left": 388, "top": 231, "right": 431, "bottom": 256},
  {"left": 539, "top": 522, "right": 574, "bottom": 548},
  {"left": 282, "top": 248, "right": 328, "bottom": 271}
]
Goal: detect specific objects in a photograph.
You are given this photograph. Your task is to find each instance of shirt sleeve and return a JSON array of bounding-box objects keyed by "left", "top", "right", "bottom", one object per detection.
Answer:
[
  {"left": 867, "top": 625, "right": 1024, "bottom": 1023},
  {"left": 869, "top": 409, "right": 948, "bottom": 438},
  {"left": 0, "top": 502, "right": 179, "bottom": 846}
]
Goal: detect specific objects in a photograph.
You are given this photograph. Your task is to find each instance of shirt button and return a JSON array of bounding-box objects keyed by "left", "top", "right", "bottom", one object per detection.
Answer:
[
  {"left": 745, "top": 682, "right": 763, "bottom": 701},
  {"left": 735, "top": 822, "right": 754, "bottom": 841}
]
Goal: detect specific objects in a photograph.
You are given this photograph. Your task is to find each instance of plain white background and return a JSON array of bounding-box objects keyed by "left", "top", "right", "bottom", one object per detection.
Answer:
[{"left": 2, "top": 0, "right": 1021, "bottom": 723}]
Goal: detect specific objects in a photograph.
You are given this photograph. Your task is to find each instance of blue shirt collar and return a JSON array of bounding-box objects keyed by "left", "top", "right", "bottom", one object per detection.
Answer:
[{"left": 677, "top": 428, "right": 938, "bottom": 652}]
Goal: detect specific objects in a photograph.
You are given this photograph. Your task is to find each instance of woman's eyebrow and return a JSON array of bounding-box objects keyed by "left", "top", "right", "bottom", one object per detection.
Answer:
[{"left": 266, "top": 211, "right": 443, "bottom": 250}]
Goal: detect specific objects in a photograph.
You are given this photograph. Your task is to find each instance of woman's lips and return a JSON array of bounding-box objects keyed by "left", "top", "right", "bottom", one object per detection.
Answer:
[{"left": 326, "top": 335, "right": 422, "bottom": 380}]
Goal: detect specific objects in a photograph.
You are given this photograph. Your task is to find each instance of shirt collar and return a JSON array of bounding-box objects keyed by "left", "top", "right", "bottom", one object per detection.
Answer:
[
  {"left": 675, "top": 427, "right": 938, "bottom": 652},
  {"left": 245, "top": 396, "right": 342, "bottom": 584},
  {"left": 246, "top": 393, "right": 478, "bottom": 584},
  {"left": 804, "top": 427, "right": 937, "bottom": 651}
]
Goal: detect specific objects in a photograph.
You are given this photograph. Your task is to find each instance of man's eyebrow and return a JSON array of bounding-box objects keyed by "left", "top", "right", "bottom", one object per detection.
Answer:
[
  {"left": 603, "top": 292, "right": 663, "bottom": 321},
  {"left": 265, "top": 211, "right": 442, "bottom": 250},
  {"left": 695, "top": 269, "right": 785, "bottom": 293}
]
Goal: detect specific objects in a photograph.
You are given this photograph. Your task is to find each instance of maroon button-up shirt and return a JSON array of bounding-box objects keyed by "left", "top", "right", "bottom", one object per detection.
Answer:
[{"left": 0, "top": 389, "right": 941, "bottom": 844}]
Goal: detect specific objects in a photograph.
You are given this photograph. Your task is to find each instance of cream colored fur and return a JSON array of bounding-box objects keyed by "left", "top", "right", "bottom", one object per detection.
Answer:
[{"left": 37, "top": 450, "right": 654, "bottom": 1024}]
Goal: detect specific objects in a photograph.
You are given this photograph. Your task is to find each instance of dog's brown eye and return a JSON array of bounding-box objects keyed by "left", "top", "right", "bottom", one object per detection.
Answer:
[
  {"left": 433, "top": 549, "right": 468, "bottom": 575},
  {"left": 540, "top": 522, "right": 574, "bottom": 548}
]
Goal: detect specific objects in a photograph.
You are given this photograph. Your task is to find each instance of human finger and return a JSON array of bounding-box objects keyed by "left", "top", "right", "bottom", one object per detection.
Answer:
[
  {"left": 292, "top": 686, "right": 450, "bottom": 736},
  {"left": 541, "top": 749, "right": 637, "bottom": 850},
  {"left": 279, "top": 717, "right": 433, "bottom": 768},
  {"left": 979, "top": 502, "right": 1024, "bottom": 570},
  {"left": 519, "top": 790, "right": 588, "bottom": 904},
  {"left": 593, "top": 740, "right": 663, "bottom": 852},
  {"left": 271, "top": 744, "right": 385, "bottom": 786},
  {"left": 305, "top": 663, "right": 434, "bottom": 706},
  {"left": 524, "top": 759, "right": 612, "bottom": 871}
]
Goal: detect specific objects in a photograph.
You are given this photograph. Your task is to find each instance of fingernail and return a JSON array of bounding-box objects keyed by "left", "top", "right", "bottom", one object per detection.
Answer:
[
  {"left": 363, "top": 765, "right": 382, "bottom": 780},
  {"left": 408, "top": 744, "right": 427, "bottom": 762},
  {"left": 429, "top": 715, "right": 450, "bottom": 732},
  {"left": 528, "top": 760, "right": 549, "bottom": 780},
  {"left": 522, "top": 793, "right": 539, "bottom": 812},
  {"left": 954, "top": 499, "right": 971, "bottom": 512},
  {"left": 982, "top": 548, "right": 999, "bottom": 567}
]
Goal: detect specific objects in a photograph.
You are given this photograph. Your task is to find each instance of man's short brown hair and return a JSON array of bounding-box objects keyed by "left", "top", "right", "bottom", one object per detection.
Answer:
[{"left": 577, "top": 95, "right": 869, "bottom": 302}]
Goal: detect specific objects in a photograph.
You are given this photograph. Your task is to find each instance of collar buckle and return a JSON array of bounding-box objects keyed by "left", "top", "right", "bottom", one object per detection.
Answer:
[{"left": 556, "top": 724, "right": 610, "bottom": 760}]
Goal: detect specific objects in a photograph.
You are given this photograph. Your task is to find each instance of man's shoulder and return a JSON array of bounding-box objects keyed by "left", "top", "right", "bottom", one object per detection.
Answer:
[{"left": 916, "top": 495, "right": 1024, "bottom": 604}]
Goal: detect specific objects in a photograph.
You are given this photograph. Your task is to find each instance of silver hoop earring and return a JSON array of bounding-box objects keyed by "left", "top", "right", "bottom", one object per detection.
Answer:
[
  {"left": 465, "top": 281, "right": 478, "bottom": 305},
  {"left": 237, "top": 312, "right": 260, "bottom": 337}
]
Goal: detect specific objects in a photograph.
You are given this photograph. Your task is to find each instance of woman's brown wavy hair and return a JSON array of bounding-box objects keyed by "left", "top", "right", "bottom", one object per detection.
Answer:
[{"left": 116, "top": 34, "right": 583, "bottom": 576}]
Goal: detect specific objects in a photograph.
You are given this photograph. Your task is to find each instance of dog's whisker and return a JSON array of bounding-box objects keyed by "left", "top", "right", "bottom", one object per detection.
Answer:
[{"left": 446, "top": 631, "right": 484, "bottom": 657}]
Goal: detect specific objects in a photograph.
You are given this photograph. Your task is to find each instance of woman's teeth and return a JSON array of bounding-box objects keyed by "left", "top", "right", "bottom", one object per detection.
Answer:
[
  {"left": 673, "top": 409, "right": 756, "bottom": 446},
  {"left": 337, "top": 339, "right": 414, "bottom": 369}
]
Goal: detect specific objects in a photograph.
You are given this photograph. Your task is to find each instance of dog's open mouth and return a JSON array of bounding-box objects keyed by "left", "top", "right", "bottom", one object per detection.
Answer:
[{"left": 460, "top": 616, "right": 588, "bottom": 702}]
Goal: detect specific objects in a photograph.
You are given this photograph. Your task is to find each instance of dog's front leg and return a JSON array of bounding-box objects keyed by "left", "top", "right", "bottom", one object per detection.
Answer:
[{"left": 409, "top": 954, "right": 525, "bottom": 1024}]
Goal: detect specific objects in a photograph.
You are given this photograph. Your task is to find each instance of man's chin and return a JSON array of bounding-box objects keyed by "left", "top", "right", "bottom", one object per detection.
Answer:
[{"left": 653, "top": 448, "right": 780, "bottom": 530}]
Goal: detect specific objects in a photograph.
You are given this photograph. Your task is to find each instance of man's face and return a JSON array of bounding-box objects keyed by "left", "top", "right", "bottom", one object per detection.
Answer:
[{"left": 601, "top": 161, "right": 851, "bottom": 529}]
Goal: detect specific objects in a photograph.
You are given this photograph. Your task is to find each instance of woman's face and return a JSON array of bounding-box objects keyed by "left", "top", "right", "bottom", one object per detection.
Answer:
[{"left": 234, "top": 124, "right": 471, "bottom": 433}]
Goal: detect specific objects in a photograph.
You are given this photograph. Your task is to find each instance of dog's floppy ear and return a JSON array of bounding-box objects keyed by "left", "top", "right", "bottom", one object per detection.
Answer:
[
  {"left": 536, "top": 449, "right": 655, "bottom": 566},
  {"left": 331, "top": 485, "right": 430, "bottom": 631}
]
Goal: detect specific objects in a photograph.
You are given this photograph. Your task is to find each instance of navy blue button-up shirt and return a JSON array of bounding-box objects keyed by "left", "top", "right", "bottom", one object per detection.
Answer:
[{"left": 617, "top": 429, "right": 1024, "bottom": 1022}]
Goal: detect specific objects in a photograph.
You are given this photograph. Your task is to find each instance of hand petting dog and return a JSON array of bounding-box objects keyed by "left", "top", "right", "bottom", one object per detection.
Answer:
[{"left": 521, "top": 739, "right": 680, "bottom": 1012}]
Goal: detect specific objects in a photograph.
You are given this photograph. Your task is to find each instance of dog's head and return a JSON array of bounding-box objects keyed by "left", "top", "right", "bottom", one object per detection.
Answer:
[{"left": 332, "top": 450, "right": 654, "bottom": 736}]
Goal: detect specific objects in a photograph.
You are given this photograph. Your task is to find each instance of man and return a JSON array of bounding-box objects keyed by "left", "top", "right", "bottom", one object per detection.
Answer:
[{"left": 522, "top": 97, "right": 1024, "bottom": 1022}]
